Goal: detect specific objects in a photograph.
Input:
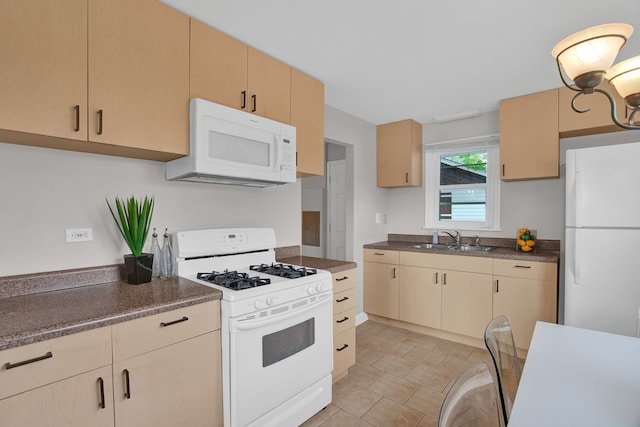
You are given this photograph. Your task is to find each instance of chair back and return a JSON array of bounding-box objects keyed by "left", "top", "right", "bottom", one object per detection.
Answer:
[
  {"left": 484, "top": 315, "right": 522, "bottom": 423},
  {"left": 438, "top": 362, "right": 504, "bottom": 427}
]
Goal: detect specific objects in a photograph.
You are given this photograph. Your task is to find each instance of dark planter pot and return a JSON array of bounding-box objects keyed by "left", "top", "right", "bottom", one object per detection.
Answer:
[{"left": 124, "top": 253, "right": 154, "bottom": 285}]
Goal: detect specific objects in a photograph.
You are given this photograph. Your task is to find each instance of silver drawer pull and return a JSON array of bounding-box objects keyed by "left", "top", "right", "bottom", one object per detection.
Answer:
[
  {"left": 4, "top": 351, "right": 53, "bottom": 370},
  {"left": 160, "top": 316, "right": 189, "bottom": 327}
]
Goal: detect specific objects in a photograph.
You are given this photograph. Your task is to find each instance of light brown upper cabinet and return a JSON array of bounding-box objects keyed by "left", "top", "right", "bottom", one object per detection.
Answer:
[
  {"left": 0, "top": 0, "right": 189, "bottom": 161},
  {"left": 291, "top": 69, "right": 325, "bottom": 177},
  {"left": 0, "top": 0, "right": 88, "bottom": 142},
  {"left": 190, "top": 20, "right": 291, "bottom": 124},
  {"left": 376, "top": 119, "right": 423, "bottom": 188},
  {"left": 558, "top": 83, "right": 626, "bottom": 138},
  {"left": 88, "top": 0, "right": 189, "bottom": 158},
  {"left": 499, "top": 89, "right": 559, "bottom": 181}
]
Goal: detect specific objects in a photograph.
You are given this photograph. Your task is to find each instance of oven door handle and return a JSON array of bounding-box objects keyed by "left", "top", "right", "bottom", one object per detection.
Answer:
[{"left": 233, "top": 295, "right": 331, "bottom": 331}]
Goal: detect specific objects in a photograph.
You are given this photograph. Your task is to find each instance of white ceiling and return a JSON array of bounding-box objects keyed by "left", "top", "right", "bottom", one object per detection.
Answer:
[{"left": 160, "top": 0, "right": 640, "bottom": 125}]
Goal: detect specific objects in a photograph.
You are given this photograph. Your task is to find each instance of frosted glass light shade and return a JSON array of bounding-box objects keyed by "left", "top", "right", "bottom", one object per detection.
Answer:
[
  {"left": 607, "top": 56, "right": 640, "bottom": 104},
  {"left": 552, "top": 23, "right": 633, "bottom": 81}
]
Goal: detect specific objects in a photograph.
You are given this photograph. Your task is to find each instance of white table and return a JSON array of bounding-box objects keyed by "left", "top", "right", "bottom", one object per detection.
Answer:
[{"left": 508, "top": 321, "right": 640, "bottom": 427}]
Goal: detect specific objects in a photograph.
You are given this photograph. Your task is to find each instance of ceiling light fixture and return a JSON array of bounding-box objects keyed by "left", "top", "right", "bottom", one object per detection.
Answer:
[
  {"left": 552, "top": 23, "right": 640, "bottom": 129},
  {"left": 433, "top": 109, "right": 481, "bottom": 123}
]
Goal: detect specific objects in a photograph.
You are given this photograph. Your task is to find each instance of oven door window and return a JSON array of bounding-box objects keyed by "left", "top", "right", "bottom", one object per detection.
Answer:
[{"left": 262, "top": 318, "right": 314, "bottom": 367}]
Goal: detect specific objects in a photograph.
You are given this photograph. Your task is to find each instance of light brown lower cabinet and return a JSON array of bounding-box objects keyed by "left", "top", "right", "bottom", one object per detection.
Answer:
[
  {"left": 363, "top": 251, "right": 400, "bottom": 320},
  {"left": 113, "top": 332, "right": 221, "bottom": 427},
  {"left": 0, "top": 365, "right": 114, "bottom": 426},
  {"left": 332, "top": 269, "right": 356, "bottom": 381},
  {"left": 492, "top": 259, "right": 558, "bottom": 351},
  {"left": 0, "top": 301, "right": 223, "bottom": 426},
  {"left": 364, "top": 249, "right": 558, "bottom": 350}
]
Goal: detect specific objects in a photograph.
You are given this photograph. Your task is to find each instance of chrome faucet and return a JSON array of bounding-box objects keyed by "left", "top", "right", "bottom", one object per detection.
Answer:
[{"left": 443, "top": 231, "right": 461, "bottom": 248}]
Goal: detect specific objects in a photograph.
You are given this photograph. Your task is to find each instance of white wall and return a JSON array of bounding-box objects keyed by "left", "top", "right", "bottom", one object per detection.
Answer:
[
  {"left": 386, "top": 110, "right": 639, "bottom": 241},
  {"left": 325, "top": 106, "right": 387, "bottom": 316},
  {"left": 0, "top": 142, "right": 301, "bottom": 276}
]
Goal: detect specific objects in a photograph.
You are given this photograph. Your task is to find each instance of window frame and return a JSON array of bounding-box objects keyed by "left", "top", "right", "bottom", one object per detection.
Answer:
[{"left": 424, "top": 134, "right": 500, "bottom": 231}]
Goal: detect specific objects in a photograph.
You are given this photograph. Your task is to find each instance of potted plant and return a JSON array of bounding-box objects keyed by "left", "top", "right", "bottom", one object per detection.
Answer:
[{"left": 107, "top": 195, "right": 155, "bottom": 284}]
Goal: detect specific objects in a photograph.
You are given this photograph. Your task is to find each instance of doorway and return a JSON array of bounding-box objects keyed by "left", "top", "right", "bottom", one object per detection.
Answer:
[{"left": 301, "top": 141, "right": 348, "bottom": 259}]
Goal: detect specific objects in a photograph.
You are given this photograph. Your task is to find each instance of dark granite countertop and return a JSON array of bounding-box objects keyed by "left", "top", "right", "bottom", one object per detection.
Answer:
[
  {"left": 365, "top": 239, "right": 559, "bottom": 263},
  {"left": 277, "top": 255, "right": 357, "bottom": 273},
  {"left": 0, "top": 266, "right": 221, "bottom": 351}
]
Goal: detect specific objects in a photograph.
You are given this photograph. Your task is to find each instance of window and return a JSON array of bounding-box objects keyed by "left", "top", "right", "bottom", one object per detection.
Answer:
[{"left": 424, "top": 135, "right": 500, "bottom": 230}]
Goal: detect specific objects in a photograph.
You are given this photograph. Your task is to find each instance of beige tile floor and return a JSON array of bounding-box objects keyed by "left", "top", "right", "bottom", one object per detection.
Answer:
[{"left": 302, "top": 320, "right": 497, "bottom": 427}]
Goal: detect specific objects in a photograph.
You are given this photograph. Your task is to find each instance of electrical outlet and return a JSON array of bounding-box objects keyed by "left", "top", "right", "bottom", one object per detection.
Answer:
[
  {"left": 375, "top": 213, "right": 382, "bottom": 224},
  {"left": 65, "top": 228, "right": 93, "bottom": 243}
]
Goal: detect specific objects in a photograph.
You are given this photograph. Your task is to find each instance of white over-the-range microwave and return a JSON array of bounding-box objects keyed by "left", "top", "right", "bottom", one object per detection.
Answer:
[{"left": 166, "top": 98, "right": 296, "bottom": 187}]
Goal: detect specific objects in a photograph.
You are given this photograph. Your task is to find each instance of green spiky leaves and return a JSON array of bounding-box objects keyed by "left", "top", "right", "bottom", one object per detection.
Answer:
[{"left": 106, "top": 196, "right": 155, "bottom": 256}]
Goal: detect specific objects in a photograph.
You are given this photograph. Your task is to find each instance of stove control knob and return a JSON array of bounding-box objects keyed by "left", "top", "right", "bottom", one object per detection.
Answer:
[
  {"left": 254, "top": 299, "right": 265, "bottom": 309},
  {"left": 315, "top": 284, "right": 325, "bottom": 292},
  {"left": 265, "top": 296, "right": 274, "bottom": 306},
  {"left": 307, "top": 286, "right": 316, "bottom": 295}
]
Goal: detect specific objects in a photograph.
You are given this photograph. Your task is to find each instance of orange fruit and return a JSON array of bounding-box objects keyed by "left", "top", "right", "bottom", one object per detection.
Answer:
[
  {"left": 521, "top": 245, "right": 532, "bottom": 252},
  {"left": 518, "top": 239, "right": 526, "bottom": 247},
  {"left": 527, "top": 240, "right": 536, "bottom": 247}
]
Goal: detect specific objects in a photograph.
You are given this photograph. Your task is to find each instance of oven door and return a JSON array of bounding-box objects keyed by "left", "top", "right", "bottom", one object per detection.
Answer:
[{"left": 228, "top": 293, "right": 333, "bottom": 427}]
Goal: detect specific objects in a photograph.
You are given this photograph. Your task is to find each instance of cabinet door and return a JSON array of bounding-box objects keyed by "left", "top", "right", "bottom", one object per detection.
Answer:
[
  {"left": 88, "top": 0, "right": 189, "bottom": 157},
  {"left": 499, "top": 89, "right": 559, "bottom": 181},
  {"left": 190, "top": 19, "right": 248, "bottom": 110},
  {"left": 291, "top": 68, "right": 325, "bottom": 177},
  {"left": 493, "top": 276, "right": 557, "bottom": 350},
  {"left": 558, "top": 84, "right": 626, "bottom": 137},
  {"left": 0, "top": 0, "right": 87, "bottom": 140},
  {"left": 248, "top": 47, "right": 291, "bottom": 123},
  {"left": 113, "top": 331, "right": 222, "bottom": 427},
  {"left": 0, "top": 365, "right": 114, "bottom": 427},
  {"left": 363, "top": 261, "right": 399, "bottom": 319},
  {"left": 398, "top": 265, "right": 441, "bottom": 328},
  {"left": 377, "top": 119, "right": 422, "bottom": 187},
  {"left": 441, "top": 271, "right": 493, "bottom": 338}
]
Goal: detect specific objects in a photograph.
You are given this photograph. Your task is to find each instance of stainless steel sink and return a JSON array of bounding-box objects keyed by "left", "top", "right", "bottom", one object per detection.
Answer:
[
  {"left": 410, "top": 243, "right": 451, "bottom": 250},
  {"left": 448, "top": 244, "right": 498, "bottom": 252}
]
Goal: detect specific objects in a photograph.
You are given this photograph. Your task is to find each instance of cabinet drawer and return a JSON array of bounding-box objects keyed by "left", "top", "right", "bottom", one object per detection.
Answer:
[
  {"left": 112, "top": 300, "right": 220, "bottom": 362},
  {"left": 333, "top": 288, "right": 355, "bottom": 315},
  {"left": 494, "top": 259, "right": 557, "bottom": 281},
  {"left": 333, "top": 328, "right": 356, "bottom": 375},
  {"left": 332, "top": 269, "right": 355, "bottom": 294},
  {"left": 333, "top": 308, "right": 356, "bottom": 336},
  {"left": 0, "top": 326, "right": 112, "bottom": 400},
  {"left": 364, "top": 249, "right": 399, "bottom": 264}
]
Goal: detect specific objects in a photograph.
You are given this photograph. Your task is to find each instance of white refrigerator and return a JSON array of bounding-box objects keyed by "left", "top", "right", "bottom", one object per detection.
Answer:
[{"left": 565, "top": 142, "right": 640, "bottom": 337}]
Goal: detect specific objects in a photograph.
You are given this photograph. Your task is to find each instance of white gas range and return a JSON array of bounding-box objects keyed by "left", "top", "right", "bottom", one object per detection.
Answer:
[{"left": 175, "top": 228, "right": 333, "bottom": 427}]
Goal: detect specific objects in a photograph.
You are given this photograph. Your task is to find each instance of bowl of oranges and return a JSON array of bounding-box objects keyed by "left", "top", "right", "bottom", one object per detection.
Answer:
[{"left": 516, "top": 228, "right": 536, "bottom": 252}]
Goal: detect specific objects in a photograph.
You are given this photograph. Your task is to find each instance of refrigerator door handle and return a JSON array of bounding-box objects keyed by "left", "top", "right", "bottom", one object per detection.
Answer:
[
  {"left": 574, "top": 229, "right": 582, "bottom": 284},
  {"left": 574, "top": 171, "right": 582, "bottom": 227}
]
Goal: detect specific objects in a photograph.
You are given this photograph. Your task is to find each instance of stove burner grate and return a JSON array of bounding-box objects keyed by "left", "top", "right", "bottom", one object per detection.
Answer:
[
  {"left": 197, "top": 270, "right": 271, "bottom": 290},
  {"left": 250, "top": 263, "right": 317, "bottom": 279}
]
